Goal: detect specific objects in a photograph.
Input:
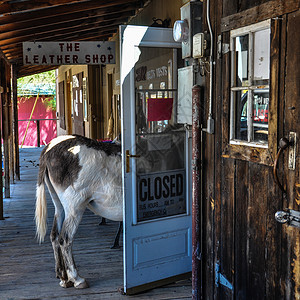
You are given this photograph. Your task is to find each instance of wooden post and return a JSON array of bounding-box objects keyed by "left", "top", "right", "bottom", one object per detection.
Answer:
[
  {"left": 192, "top": 85, "right": 203, "bottom": 300},
  {"left": 0, "top": 59, "right": 5, "bottom": 217},
  {"left": 11, "top": 64, "right": 20, "bottom": 180},
  {"left": 1, "top": 58, "right": 10, "bottom": 198},
  {"left": 36, "top": 119, "right": 40, "bottom": 147},
  {"left": 8, "top": 69, "right": 14, "bottom": 184}
]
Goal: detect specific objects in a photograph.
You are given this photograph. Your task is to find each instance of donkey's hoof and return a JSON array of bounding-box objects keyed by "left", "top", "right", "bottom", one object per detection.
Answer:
[
  {"left": 75, "top": 280, "right": 89, "bottom": 289},
  {"left": 59, "top": 280, "right": 74, "bottom": 288}
]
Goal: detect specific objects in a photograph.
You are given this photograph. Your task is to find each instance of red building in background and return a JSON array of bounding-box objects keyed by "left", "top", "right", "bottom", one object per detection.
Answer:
[{"left": 18, "top": 94, "right": 56, "bottom": 147}]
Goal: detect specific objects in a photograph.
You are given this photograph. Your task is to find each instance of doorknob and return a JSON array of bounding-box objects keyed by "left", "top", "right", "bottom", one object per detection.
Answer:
[
  {"left": 273, "top": 137, "right": 290, "bottom": 194},
  {"left": 126, "top": 150, "right": 140, "bottom": 173}
]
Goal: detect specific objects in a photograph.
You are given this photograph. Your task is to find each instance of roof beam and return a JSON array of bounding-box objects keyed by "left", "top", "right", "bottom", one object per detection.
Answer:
[
  {"left": 17, "top": 65, "right": 58, "bottom": 78},
  {"left": 0, "top": 17, "right": 124, "bottom": 47},
  {"left": 0, "top": 4, "right": 136, "bottom": 34},
  {"left": 0, "top": 0, "right": 140, "bottom": 25},
  {"left": 0, "top": 12, "right": 132, "bottom": 42},
  {"left": 0, "top": 0, "right": 140, "bottom": 15}
]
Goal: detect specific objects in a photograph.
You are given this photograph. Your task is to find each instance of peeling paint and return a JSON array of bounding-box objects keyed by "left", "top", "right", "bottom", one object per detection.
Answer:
[{"left": 292, "top": 235, "right": 300, "bottom": 299}]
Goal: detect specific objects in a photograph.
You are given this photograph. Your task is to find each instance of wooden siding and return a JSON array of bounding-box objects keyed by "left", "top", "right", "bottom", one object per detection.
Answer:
[{"left": 201, "top": 0, "right": 300, "bottom": 298}]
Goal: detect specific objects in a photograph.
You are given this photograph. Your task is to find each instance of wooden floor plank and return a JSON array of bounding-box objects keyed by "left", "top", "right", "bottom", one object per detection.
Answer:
[{"left": 0, "top": 147, "right": 192, "bottom": 300}]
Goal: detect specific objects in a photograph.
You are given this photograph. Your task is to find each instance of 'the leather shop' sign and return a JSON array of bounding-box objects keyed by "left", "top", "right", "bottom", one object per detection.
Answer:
[
  {"left": 137, "top": 169, "right": 186, "bottom": 222},
  {"left": 23, "top": 41, "right": 115, "bottom": 65}
]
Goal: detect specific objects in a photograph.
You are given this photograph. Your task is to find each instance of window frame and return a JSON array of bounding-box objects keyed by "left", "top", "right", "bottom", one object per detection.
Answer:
[
  {"left": 222, "top": 19, "right": 279, "bottom": 166},
  {"left": 230, "top": 19, "right": 270, "bottom": 147}
]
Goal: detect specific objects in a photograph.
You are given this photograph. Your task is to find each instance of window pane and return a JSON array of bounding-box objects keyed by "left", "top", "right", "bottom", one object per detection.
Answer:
[
  {"left": 234, "top": 35, "right": 249, "bottom": 87},
  {"left": 234, "top": 90, "right": 248, "bottom": 141},
  {"left": 253, "top": 89, "right": 269, "bottom": 143},
  {"left": 253, "top": 28, "right": 270, "bottom": 86}
]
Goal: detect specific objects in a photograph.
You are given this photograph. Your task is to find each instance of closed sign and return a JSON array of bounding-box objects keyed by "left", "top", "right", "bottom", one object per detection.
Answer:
[{"left": 137, "top": 169, "right": 186, "bottom": 222}]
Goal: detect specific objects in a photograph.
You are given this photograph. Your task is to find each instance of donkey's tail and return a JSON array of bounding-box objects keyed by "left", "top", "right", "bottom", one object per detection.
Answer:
[{"left": 35, "top": 155, "right": 47, "bottom": 244}]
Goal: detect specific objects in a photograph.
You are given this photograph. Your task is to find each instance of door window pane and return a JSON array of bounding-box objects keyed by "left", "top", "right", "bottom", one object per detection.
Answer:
[
  {"left": 234, "top": 90, "right": 248, "bottom": 141},
  {"left": 253, "top": 28, "right": 270, "bottom": 85},
  {"left": 230, "top": 21, "right": 270, "bottom": 146},
  {"left": 253, "top": 89, "right": 269, "bottom": 143},
  {"left": 233, "top": 35, "right": 249, "bottom": 87},
  {"left": 134, "top": 47, "right": 187, "bottom": 222}
]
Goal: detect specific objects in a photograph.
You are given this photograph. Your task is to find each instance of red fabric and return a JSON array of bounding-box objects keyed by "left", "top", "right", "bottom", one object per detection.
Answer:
[
  {"left": 147, "top": 98, "right": 173, "bottom": 121},
  {"left": 18, "top": 96, "right": 57, "bottom": 147}
]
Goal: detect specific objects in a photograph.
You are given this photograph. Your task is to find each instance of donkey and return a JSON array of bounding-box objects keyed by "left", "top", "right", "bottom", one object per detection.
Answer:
[{"left": 35, "top": 134, "right": 122, "bottom": 289}]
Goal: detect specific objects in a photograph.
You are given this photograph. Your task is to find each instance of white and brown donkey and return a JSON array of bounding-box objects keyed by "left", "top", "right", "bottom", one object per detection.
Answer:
[{"left": 35, "top": 135, "right": 122, "bottom": 289}]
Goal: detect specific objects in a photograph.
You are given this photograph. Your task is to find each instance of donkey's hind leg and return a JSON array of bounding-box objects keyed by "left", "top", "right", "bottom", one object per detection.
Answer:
[
  {"left": 51, "top": 216, "right": 74, "bottom": 288},
  {"left": 45, "top": 176, "right": 71, "bottom": 287},
  {"left": 59, "top": 198, "right": 88, "bottom": 289}
]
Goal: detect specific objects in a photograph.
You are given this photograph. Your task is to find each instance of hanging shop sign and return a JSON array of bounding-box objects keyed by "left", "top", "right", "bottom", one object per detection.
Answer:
[
  {"left": 137, "top": 169, "right": 186, "bottom": 222},
  {"left": 23, "top": 41, "right": 115, "bottom": 65}
]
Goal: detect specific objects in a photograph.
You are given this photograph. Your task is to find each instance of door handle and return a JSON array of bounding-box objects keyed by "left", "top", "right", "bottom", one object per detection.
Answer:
[
  {"left": 273, "top": 137, "right": 289, "bottom": 194},
  {"left": 126, "top": 150, "right": 140, "bottom": 173}
]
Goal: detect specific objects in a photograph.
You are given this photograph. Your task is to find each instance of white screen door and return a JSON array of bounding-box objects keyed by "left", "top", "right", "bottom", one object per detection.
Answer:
[{"left": 120, "top": 25, "right": 192, "bottom": 294}]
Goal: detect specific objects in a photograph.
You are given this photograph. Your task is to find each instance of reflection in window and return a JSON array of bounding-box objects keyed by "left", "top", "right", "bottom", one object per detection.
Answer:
[
  {"left": 234, "top": 35, "right": 249, "bottom": 87},
  {"left": 230, "top": 20, "right": 270, "bottom": 145}
]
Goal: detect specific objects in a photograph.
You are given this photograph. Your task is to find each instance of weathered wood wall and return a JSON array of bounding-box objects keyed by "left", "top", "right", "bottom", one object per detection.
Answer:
[{"left": 201, "top": 0, "right": 300, "bottom": 299}]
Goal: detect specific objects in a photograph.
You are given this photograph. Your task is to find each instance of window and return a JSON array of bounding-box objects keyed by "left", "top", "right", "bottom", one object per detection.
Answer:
[{"left": 230, "top": 20, "right": 270, "bottom": 147}]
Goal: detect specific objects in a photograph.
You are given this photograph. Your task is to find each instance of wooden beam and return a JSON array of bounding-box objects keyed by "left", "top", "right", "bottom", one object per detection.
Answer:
[
  {"left": 17, "top": 66, "right": 58, "bottom": 78},
  {"left": 0, "top": 5, "right": 136, "bottom": 35},
  {"left": 221, "top": 0, "right": 299, "bottom": 32},
  {"left": 0, "top": 0, "right": 138, "bottom": 15},
  {"left": 0, "top": 12, "right": 131, "bottom": 43},
  {"left": 0, "top": 47, "right": 10, "bottom": 65},
  {"left": 0, "top": 0, "right": 85, "bottom": 15},
  {"left": 0, "top": 0, "right": 139, "bottom": 25},
  {"left": 0, "top": 22, "right": 119, "bottom": 47}
]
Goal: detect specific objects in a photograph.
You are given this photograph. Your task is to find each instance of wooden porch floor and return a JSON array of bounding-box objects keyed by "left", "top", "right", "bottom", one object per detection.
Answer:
[{"left": 0, "top": 147, "right": 191, "bottom": 300}]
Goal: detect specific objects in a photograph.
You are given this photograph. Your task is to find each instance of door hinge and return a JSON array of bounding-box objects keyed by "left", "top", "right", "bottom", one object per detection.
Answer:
[
  {"left": 275, "top": 209, "right": 300, "bottom": 229},
  {"left": 215, "top": 263, "right": 233, "bottom": 291}
]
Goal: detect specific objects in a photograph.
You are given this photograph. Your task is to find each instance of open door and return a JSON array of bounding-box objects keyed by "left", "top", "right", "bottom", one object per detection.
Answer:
[{"left": 120, "top": 25, "right": 192, "bottom": 294}]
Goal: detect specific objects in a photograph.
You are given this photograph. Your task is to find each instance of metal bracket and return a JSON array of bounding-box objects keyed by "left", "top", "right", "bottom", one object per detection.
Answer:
[
  {"left": 215, "top": 263, "right": 233, "bottom": 291},
  {"left": 288, "top": 132, "right": 297, "bottom": 170},
  {"left": 275, "top": 209, "right": 300, "bottom": 229}
]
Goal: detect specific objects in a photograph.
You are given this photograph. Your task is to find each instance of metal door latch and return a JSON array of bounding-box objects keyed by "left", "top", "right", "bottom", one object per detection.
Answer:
[
  {"left": 288, "top": 132, "right": 297, "bottom": 170},
  {"left": 125, "top": 150, "right": 140, "bottom": 173},
  {"left": 275, "top": 209, "right": 300, "bottom": 229}
]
